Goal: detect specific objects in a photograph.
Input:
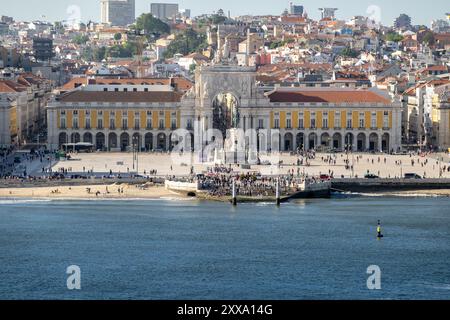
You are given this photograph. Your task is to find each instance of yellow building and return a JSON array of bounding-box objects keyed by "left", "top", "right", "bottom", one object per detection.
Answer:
[{"left": 47, "top": 66, "right": 402, "bottom": 153}]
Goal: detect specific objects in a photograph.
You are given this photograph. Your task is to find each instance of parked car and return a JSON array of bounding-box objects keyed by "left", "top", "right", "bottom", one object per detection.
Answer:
[
  {"left": 404, "top": 173, "right": 422, "bottom": 179},
  {"left": 364, "top": 173, "right": 379, "bottom": 179},
  {"left": 320, "top": 174, "right": 331, "bottom": 180}
]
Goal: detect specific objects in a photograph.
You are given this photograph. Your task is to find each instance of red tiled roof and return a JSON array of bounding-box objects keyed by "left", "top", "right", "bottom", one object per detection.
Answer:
[
  {"left": 0, "top": 80, "right": 27, "bottom": 93},
  {"left": 61, "top": 77, "right": 194, "bottom": 92},
  {"left": 268, "top": 90, "right": 390, "bottom": 104},
  {"left": 58, "top": 90, "right": 182, "bottom": 103}
]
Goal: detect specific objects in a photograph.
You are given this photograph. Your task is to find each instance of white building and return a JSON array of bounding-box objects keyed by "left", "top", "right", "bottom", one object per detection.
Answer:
[
  {"left": 100, "top": 0, "right": 135, "bottom": 26},
  {"left": 150, "top": 3, "right": 179, "bottom": 20}
]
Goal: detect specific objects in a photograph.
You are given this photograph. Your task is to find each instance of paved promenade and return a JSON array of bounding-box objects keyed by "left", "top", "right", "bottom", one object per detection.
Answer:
[{"left": 22, "top": 151, "right": 450, "bottom": 179}]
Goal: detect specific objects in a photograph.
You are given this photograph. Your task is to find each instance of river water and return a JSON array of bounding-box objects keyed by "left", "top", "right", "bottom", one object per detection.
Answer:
[{"left": 0, "top": 196, "right": 449, "bottom": 300}]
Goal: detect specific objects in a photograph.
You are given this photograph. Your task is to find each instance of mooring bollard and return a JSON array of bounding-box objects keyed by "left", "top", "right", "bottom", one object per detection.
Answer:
[
  {"left": 276, "top": 179, "right": 281, "bottom": 206},
  {"left": 232, "top": 179, "right": 237, "bottom": 206}
]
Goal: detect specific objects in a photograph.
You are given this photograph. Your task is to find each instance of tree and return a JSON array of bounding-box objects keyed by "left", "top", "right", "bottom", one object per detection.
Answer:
[
  {"left": 394, "top": 14, "right": 412, "bottom": 30},
  {"left": 106, "top": 42, "right": 138, "bottom": 58},
  {"left": 72, "top": 34, "right": 90, "bottom": 45},
  {"left": 340, "top": 48, "right": 359, "bottom": 58},
  {"left": 114, "top": 33, "right": 122, "bottom": 41},
  {"left": 422, "top": 32, "right": 435, "bottom": 46},
  {"left": 164, "top": 28, "right": 207, "bottom": 58},
  {"left": 135, "top": 13, "right": 170, "bottom": 37},
  {"left": 385, "top": 32, "right": 404, "bottom": 43},
  {"left": 210, "top": 14, "right": 226, "bottom": 25}
]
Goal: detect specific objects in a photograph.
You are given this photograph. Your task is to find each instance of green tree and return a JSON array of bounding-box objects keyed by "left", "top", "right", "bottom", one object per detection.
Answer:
[
  {"left": 340, "top": 48, "right": 359, "bottom": 58},
  {"left": 164, "top": 28, "right": 207, "bottom": 58},
  {"left": 422, "top": 32, "right": 435, "bottom": 46},
  {"left": 72, "top": 34, "right": 90, "bottom": 45},
  {"left": 135, "top": 13, "right": 170, "bottom": 37},
  {"left": 385, "top": 32, "right": 404, "bottom": 42},
  {"left": 114, "top": 33, "right": 122, "bottom": 41}
]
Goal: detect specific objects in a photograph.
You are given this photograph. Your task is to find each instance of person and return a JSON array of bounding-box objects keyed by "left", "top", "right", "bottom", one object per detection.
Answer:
[{"left": 377, "top": 220, "right": 383, "bottom": 238}]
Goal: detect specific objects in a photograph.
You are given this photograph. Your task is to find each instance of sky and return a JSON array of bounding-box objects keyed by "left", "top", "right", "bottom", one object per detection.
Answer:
[{"left": 0, "top": 0, "right": 448, "bottom": 26}]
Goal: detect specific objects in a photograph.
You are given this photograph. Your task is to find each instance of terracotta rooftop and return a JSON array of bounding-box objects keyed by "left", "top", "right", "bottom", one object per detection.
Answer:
[
  {"left": 0, "top": 80, "right": 27, "bottom": 93},
  {"left": 268, "top": 90, "right": 391, "bottom": 104},
  {"left": 58, "top": 90, "right": 182, "bottom": 103},
  {"left": 61, "top": 77, "right": 193, "bottom": 92}
]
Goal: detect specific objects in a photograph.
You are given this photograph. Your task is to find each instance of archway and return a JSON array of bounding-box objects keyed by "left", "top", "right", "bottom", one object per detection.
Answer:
[
  {"left": 382, "top": 133, "right": 390, "bottom": 153},
  {"left": 157, "top": 133, "right": 167, "bottom": 151},
  {"left": 308, "top": 133, "right": 317, "bottom": 150},
  {"left": 71, "top": 132, "right": 80, "bottom": 143},
  {"left": 96, "top": 132, "right": 105, "bottom": 150},
  {"left": 296, "top": 133, "right": 304, "bottom": 151},
  {"left": 357, "top": 133, "right": 366, "bottom": 152},
  {"left": 83, "top": 132, "right": 93, "bottom": 144},
  {"left": 108, "top": 132, "right": 117, "bottom": 150},
  {"left": 59, "top": 132, "right": 68, "bottom": 147},
  {"left": 321, "top": 133, "right": 331, "bottom": 147},
  {"left": 145, "top": 133, "right": 153, "bottom": 151},
  {"left": 120, "top": 132, "right": 130, "bottom": 151},
  {"left": 369, "top": 133, "right": 379, "bottom": 151},
  {"left": 332, "top": 133, "right": 342, "bottom": 150},
  {"left": 284, "top": 133, "right": 293, "bottom": 151},
  {"left": 212, "top": 92, "right": 240, "bottom": 137}
]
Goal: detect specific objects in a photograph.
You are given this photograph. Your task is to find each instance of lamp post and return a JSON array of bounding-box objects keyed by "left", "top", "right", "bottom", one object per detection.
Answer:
[{"left": 132, "top": 136, "right": 139, "bottom": 175}]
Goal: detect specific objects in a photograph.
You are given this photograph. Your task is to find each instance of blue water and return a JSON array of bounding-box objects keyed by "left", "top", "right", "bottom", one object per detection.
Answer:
[{"left": 0, "top": 197, "right": 449, "bottom": 300}]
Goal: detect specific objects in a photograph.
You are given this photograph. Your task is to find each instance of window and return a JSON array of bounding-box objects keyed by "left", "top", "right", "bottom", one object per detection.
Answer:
[
  {"left": 383, "top": 111, "right": 389, "bottom": 128},
  {"left": 346, "top": 112, "right": 352, "bottom": 129},
  {"left": 159, "top": 119, "right": 165, "bottom": 129},
  {"left": 334, "top": 113, "right": 341, "bottom": 128},
  {"left": 359, "top": 112, "right": 365, "bottom": 128},
  {"left": 311, "top": 112, "right": 316, "bottom": 129},
  {"left": 298, "top": 112, "right": 304, "bottom": 129},
  {"left": 134, "top": 118, "right": 140, "bottom": 130},
  {"left": 258, "top": 119, "right": 264, "bottom": 129},
  {"left": 60, "top": 118, "right": 66, "bottom": 129},
  {"left": 286, "top": 118, "right": 292, "bottom": 129},
  {"left": 171, "top": 119, "right": 177, "bottom": 129},
  {"left": 371, "top": 112, "right": 377, "bottom": 128},
  {"left": 187, "top": 119, "right": 193, "bottom": 130},
  {"left": 73, "top": 118, "right": 78, "bottom": 129},
  {"left": 110, "top": 118, "right": 115, "bottom": 130},
  {"left": 104, "top": 88, "right": 108, "bottom": 92},
  {"left": 147, "top": 118, "right": 153, "bottom": 129},
  {"left": 85, "top": 118, "right": 91, "bottom": 129},
  {"left": 122, "top": 118, "right": 128, "bottom": 130},
  {"left": 124, "top": 88, "right": 128, "bottom": 92},
  {"left": 97, "top": 119, "right": 103, "bottom": 129},
  {"left": 115, "top": 88, "right": 119, "bottom": 92},
  {"left": 274, "top": 118, "right": 280, "bottom": 129},
  {"left": 322, "top": 112, "right": 328, "bottom": 129}
]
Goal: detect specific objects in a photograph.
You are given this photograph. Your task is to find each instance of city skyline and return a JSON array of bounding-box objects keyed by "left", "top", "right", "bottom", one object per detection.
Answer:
[{"left": 0, "top": 0, "right": 448, "bottom": 26}]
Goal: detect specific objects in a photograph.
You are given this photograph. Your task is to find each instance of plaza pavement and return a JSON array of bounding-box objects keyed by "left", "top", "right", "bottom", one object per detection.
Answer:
[{"left": 25, "top": 151, "right": 450, "bottom": 179}]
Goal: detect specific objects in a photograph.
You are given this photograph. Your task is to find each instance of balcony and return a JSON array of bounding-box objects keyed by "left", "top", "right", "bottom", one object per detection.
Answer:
[
  {"left": 134, "top": 126, "right": 140, "bottom": 130},
  {"left": 122, "top": 126, "right": 128, "bottom": 131}
]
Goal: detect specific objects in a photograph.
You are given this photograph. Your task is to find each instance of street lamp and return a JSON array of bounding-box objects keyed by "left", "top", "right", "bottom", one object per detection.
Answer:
[{"left": 132, "top": 136, "right": 139, "bottom": 174}]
